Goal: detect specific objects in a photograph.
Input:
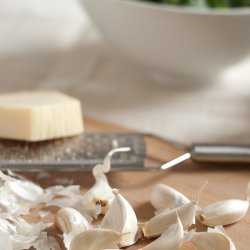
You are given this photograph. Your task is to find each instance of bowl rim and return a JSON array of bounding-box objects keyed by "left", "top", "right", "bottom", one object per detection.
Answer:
[{"left": 104, "top": 0, "right": 250, "bottom": 16}]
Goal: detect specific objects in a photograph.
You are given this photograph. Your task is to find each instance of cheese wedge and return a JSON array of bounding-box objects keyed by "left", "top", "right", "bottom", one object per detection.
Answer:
[{"left": 0, "top": 91, "right": 84, "bottom": 141}]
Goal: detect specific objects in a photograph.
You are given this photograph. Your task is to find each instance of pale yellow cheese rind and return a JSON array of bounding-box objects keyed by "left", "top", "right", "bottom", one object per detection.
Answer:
[{"left": 0, "top": 91, "right": 84, "bottom": 141}]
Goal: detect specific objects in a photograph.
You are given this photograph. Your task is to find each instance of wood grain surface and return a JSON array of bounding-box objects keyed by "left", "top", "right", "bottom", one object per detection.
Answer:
[{"left": 22, "top": 117, "right": 250, "bottom": 249}]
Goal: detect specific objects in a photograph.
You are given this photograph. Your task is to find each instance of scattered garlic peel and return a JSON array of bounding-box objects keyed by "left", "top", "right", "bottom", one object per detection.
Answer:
[
  {"left": 7, "top": 179, "right": 44, "bottom": 202},
  {"left": 195, "top": 180, "right": 208, "bottom": 204},
  {"left": 140, "top": 214, "right": 184, "bottom": 250},
  {"left": 101, "top": 189, "right": 139, "bottom": 247},
  {"left": 189, "top": 226, "right": 236, "bottom": 250},
  {"left": 69, "top": 228, "right": 121, "bottom": 250},
  {"left": 150, "top": 184, "right": 190, "bottom": 210}
]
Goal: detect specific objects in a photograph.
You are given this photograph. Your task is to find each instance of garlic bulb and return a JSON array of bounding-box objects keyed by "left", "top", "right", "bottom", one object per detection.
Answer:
[
  {"left": 101, "top": 189, "right": 138, "bottom": 247},
  {"left": 150, "top": 184, "right": 190, "bottom": 210},
  {"left": 69, "top": 228, "right": 121, "bottom": 250},
  {"left": 142, "top": 201, "right": 196, "bottom": 238},
  {"left": 82, "top": 147, "right": 130, "bottom": 215},
  {"left": 140, "top": 214, "right": 184, "bottom": 250},
  {"left": 197, "top": 181, "right": 250, "bottom": 227},
  {"left": 189, "top": 226, "right": 236, "bottom": 250}
]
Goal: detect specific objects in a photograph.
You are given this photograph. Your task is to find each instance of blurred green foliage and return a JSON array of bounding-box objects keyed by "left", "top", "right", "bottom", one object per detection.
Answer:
[{"left": 140, "top": 0, "right": 250, "bottom": 8}]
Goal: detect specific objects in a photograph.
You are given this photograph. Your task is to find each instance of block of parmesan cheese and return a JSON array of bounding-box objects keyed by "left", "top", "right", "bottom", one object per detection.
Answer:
[{"left": 0, "top": 91, "right": 84, "bottom": 141}]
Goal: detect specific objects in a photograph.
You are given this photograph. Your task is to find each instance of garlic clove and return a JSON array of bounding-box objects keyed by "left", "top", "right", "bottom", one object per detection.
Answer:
[
  {"left": 143, "top": 182, "right": 207, "bottom": 238},
  {"left": 82, "top": 147, "right": 131, "bottom": 215},
  {"left": 55, "top": 207, "right": 90, "bottom": 234},
  {"left": 150, "top": 184, "right": 190, "bottom": 210},
  {"left": 101, "top": 189, "right": 139, "bottom": 247},
  {"left": 197, "top": 181, "right": 250, "bottom": 227},
  {"left": 140, "top": 214, "right": 184, "bottom": 250},
  {"left": 142, "top": 201, "right": 197, "bottom": 238},
  {"left": 69, "top": 228, "right": 121, "bottom": 250},
  {"left": 81, "top": 173, "right": 114, "bottom": 215},
  {"left": 55, "top": 207, "right": 91, "bottom": 249},
  {"left": 189, "top": 226, "right": 236, "bottom": 250},
  {"left": 197, "top": 199, "right": 249, "bottom": 227}
]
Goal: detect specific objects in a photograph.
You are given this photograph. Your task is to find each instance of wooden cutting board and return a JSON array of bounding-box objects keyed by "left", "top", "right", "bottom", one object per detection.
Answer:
[{"left": 23, "top": 117, "right": 250, "bottom": 249}]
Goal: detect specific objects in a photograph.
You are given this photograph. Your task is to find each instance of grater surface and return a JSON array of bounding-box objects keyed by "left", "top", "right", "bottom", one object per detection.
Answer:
[{"left": 0, "top": 132, "right": 146, "bottom": 171}]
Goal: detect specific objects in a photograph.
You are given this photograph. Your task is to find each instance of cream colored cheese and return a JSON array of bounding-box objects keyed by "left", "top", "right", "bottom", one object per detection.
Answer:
[{"left": 0, "top": 91, "right": 84, "bottom": 141}]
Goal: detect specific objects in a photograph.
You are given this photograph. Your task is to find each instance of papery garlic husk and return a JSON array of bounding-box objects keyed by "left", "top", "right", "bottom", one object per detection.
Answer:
[
  {"left": 69, "top": 228, "right": 121, "bottom": 250},
  {"left": 140, "top": 214, "right": 184, "bottom": 250},
  {"left": 0, "top": 171, "right": 44, "bottom": 215},
  {"left": 55, "top": 207, "right": 91, "bottom": 249},
  {"left": 197, "top": 199, "right": 249, "bottom": 227},
  {"left": 82, "top": 147, "right": 130, "bottom": 215},
  {"left": 101, "top": 189, "right": 139, "bottom": 247},
  {"left": 188, "top": 226, "right": 236, "bottom": 250},
  {"left": 142, "top": 201, "right": 197, "bottom": 238},
  {"left": 0, "top": 171, "right": 44, "bottom": 201},
  {"left": 0, "top": 215, "right": 48, "bottom": 250},
  {"left": 150, "top": 184, "right": 190, "bottom": 210}
]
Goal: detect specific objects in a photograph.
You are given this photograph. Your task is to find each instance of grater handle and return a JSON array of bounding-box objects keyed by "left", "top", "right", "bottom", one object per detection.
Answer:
[{"left": 191, "top": 144, "right": 250, "bottom": 163}]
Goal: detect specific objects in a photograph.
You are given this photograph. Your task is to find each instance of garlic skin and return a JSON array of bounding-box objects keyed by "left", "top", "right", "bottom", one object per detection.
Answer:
[
  {"left": 69, "top": 228, "right": 121, "bottom": 250},
  {"left": 142, "top": 201, "right": 197, "bottom": 238},
  {"left": 197, "top": 199, "right": 249, "bottom": 227},
  {"left": 82, "top": 147, "right": 131, "bottom": 215},
  {"left": 55, "top": 207, "right": 90, "bottom": 234},
  {"left": 189, "top": 226, "right": 236, "bottom": 250},
  {"left": 150, "top": 184, "right": 190, "bottom": 210},
  {"left": 140, "top": 215, "right": 184, "bottom": 250},
  {"left": 101, "top": 189, "right": 138, "bottom": 247}
]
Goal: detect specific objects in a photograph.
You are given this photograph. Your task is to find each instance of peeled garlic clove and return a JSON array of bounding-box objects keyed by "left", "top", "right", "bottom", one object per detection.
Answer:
[
  {"left": 55, "top": 207, "right": 90, "bottom": 234},
  {"left": 150, "top": 184, "right": 190, "bottom": 210},
  {"left": 81, "top": 173, "right": 114, "bottom": 215},
  {"left": 197, "top": 199, "right": 249, "bottom": 227},
  {"left": 189, "top": 226, "right": 236, "bottom": 250},
  {"left": 69, "top": 228, "right": 121, "bottom": 250},
  {"left": 101, "top": 189, "right": 139, "bottom": 247},
  {"left": 140, "top": 214, "right": 184, "bottom": 250},
  {"left": 142, "top": 201, "right": 196, "bottom": 238}
]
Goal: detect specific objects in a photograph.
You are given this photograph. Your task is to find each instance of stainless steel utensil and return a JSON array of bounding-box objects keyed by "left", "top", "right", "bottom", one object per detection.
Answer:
[
  {"left": 0, "top": 132, "right": 249, "bottom": 171},
  {"left": 161, "top": 144, "right": 250, "bottom": 170}
]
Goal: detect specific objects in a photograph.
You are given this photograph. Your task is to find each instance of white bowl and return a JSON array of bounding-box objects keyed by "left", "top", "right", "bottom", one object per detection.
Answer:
[{"left": 81, "top": 0, "right": 250, "bottom": 82}]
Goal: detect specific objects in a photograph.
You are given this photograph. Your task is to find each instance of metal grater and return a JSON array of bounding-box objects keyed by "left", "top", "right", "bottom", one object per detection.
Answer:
[{"left": 0, "top": 133, "right": 146, "bottom": 171}]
